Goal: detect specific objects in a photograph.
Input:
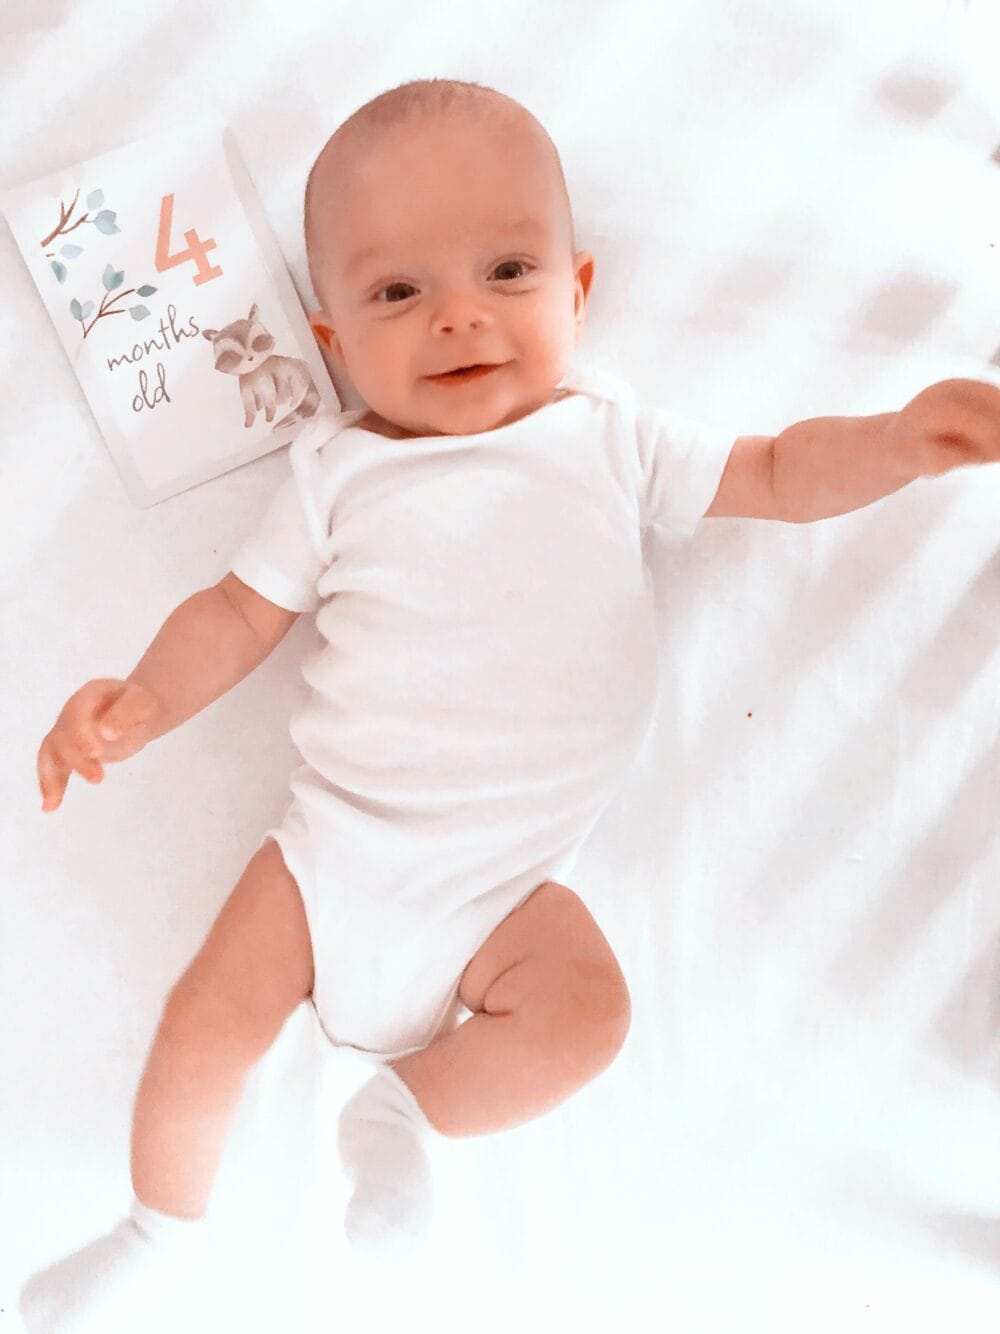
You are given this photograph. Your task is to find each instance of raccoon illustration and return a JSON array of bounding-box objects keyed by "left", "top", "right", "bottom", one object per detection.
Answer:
[{"left": 202, "top": 303, "right": 321, "bottom": 431}]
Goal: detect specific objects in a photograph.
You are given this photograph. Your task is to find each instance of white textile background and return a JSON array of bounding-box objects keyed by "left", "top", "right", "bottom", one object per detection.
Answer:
[{"left": 1, "top": 2, "right": 998, "bottom": 1331}]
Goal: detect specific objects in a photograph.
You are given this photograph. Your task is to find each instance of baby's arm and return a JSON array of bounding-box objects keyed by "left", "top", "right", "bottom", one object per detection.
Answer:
[
  {"left": 37, "top": 575, "right": 298, "bottom": 811},
  {"left": 130, "top": 574, "right": 299, "bottom": 741},
  {"left": 705, "top": 377, "right": 1000, "bottom": 523}
]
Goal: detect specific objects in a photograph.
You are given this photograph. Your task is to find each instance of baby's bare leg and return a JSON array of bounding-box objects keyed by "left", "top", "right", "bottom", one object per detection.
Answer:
[
  {"left": 131, "top": 837, "right": 315, "bottom": 1219},
  {"left": 392, "top": 880, "right": 631, "bottom": 1137},
  {"left": 336, "top": 881, "right": 630, "bottom": 1249},
  {"left": 19, "top": 839, "right": 315, "bottom": 1333}
]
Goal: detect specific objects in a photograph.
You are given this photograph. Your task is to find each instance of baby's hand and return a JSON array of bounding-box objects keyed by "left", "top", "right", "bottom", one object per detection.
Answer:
[{"left": 37, "top": 679, "right": 162, "bottom": 812}]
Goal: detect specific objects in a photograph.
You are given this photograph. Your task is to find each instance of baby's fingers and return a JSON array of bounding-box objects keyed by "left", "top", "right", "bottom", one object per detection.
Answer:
[
  {"left": 37, "top": 735, "right": 104, "bottom": 811},
  {"left": 37, "top": 737, "right": 71, "bottom": 811}
]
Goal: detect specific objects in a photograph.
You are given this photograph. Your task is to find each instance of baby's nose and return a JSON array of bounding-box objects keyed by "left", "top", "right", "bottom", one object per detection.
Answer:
[
  {"left": 431, "top": 293, "right": 490, "bottom": 334},
  {"left": 435, "top": 319, "right": 482, "bottom": 335}
]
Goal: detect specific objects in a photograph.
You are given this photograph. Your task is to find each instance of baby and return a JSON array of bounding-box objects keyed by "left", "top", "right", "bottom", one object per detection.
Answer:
[{"left": 21, "top": 77, "right": 999, "bottom": 1334}]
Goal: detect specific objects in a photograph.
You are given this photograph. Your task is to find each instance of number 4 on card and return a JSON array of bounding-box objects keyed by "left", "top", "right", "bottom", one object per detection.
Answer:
[{"left": 155, "top": 192, "right": 223, "bottom": 285}]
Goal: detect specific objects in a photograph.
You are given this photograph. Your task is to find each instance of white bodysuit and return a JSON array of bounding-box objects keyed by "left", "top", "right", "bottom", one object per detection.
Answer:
[{"left": 228, "top": 368, "right": 735, "bottom": 1064}]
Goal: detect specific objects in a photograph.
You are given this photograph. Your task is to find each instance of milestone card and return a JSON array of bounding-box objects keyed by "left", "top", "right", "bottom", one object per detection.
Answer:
[{"left": 1, "top": 114, "right": 340, "bottom": 507}]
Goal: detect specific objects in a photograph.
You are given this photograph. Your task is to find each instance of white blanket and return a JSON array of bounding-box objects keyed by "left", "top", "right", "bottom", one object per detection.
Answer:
[{"left": 2, "top": 2, "right": 998, "bottom": 1330}]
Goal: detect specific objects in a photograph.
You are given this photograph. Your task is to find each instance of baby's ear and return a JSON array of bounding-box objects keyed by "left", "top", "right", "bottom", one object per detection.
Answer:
[
  {"left": 309, "top": 312, "right": 338, "bottom": 354},
  {"left": 308, "top": 311, "right": 349, "bottom": 380}
]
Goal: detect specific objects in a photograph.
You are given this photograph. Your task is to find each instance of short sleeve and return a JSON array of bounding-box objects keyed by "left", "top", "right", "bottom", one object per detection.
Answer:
[
  {"left": 635, "top": 404, "right": 736, "bottom": 539},
  {"left": 229, "top": 471, "right": 324, "bottom": 613}
]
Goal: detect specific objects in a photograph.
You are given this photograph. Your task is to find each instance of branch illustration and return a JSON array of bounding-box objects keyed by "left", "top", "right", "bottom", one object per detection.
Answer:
[
  {"left": 42, "top": 188, "right": 121, "bottom": 283},
  {"left": 40, "top": 188, "right": 82, "bottom": 248},
  {"left": 70, "top": 264, "right": 157, "bottom": 340}
]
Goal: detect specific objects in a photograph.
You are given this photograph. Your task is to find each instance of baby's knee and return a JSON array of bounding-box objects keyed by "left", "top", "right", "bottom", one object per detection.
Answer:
[
  {"left": 463, "top": 877, "right": 631, "bottom": 1068},
  {"left": 560, "top": 954, "right": 632, "bottom": 1066},
  {"left": 520, "top": 952, "right": 630, "bottom": 1080}
]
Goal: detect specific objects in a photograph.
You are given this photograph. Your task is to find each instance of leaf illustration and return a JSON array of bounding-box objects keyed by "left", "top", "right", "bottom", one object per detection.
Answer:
[
  {"left": 60, "top": 244, "right": 83, "bottom": 258},
  {"left": 137, "top": 284, "right": 158, "bottom": 297},
  {"left": 102, "top": 264, "right": 125, "bottom": 291},
  {"left": 70, "top": 298, "right": 83, "bottom": 320},
  {"left": 80, "top": 301, "right": 94, "bottom": 320},
  {"left": 128, "top": 305, "right": 150, "bottom": 321},
  {"left": 93, "top": 210, "right": 120, "bottom": 235},
  {"left": 86, "top": 189, "right": 104, "bottom": 210},
  {"left": 51, "top": 260, "right": 67, "bottom": 283}
]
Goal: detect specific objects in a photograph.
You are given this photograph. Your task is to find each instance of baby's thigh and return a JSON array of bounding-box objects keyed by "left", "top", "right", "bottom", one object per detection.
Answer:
[
  {"left": 169, "top": 838, "right": 315, "bottom": 1040},
  {"left": 458, "top": 881, "right": 630, "bottom": 1029}
]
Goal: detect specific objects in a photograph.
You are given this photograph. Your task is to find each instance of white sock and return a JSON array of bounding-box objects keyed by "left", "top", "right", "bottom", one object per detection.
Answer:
[
  {"left": 337, "top": 1064, "right": 439, "bottom": 1252},
  {"left": 19, "top": 1196, "right": 206, "bottom": 1334}
]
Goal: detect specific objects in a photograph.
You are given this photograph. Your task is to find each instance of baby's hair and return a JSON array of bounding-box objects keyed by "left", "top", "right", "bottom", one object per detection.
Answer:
[{"left": 303, "top": 77, "right": 574, "bottom": 309}]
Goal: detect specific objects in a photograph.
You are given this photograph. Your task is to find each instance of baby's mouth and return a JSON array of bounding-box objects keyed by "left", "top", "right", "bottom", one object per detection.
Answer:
[{"left": 426, "top": 363, "right": 504, "bottom": 383}]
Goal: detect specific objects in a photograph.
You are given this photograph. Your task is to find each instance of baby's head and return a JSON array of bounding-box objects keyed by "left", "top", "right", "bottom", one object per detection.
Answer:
[{"left": 304, "top": 79, "right": 594, "bottom": 439}]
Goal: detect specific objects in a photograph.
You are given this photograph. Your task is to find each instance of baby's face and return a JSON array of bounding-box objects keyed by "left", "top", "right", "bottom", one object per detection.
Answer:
[{"left": 308, "top": 115, "right": 594, "bottom": 438}]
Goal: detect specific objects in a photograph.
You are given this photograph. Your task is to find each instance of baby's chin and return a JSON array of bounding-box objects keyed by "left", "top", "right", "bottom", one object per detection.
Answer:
[
  {"left": 365, "top": 380, "right": 562, "bottom": 440},
  {"left": 357, "top": 406, "right": 493, "bottom": 440},
  {"left": 364, "top": 414, "right": 497, "bottom": 440},
  {"left": 358, "top": 409, "right": 419, "bottom": 439}
]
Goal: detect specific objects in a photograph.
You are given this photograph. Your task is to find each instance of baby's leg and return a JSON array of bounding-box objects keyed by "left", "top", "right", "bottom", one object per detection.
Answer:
[
  {"left": 339, "top": 881, "right": 630, "bottom": 1247},
  {"left": 395, "top": 879, "right": 632, "bottom": 1135},
  {"left": 130, "top": 837, "right": 315, "bottom": 1218},
  {"left": 20, "top": 837, "right": 315, "bottom": 1333}
]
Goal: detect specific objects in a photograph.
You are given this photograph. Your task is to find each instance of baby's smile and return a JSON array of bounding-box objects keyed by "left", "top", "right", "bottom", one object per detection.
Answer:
[{"left": 423, "top": 361, "right": 509, "bottom": 385}]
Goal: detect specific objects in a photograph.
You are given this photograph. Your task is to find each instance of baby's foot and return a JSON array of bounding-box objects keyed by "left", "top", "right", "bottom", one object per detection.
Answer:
[
  {"left": 337, "top": 1065, "right": 436, "bottom": 1253},
  {"left": 20, "top": 1199, "right": 205, "bottom": 1333}
]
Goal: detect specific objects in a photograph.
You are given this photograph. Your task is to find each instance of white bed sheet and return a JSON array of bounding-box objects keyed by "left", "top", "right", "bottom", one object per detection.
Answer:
[{"left": 2, "top": 2, "right": 998, "bottom": 1331}]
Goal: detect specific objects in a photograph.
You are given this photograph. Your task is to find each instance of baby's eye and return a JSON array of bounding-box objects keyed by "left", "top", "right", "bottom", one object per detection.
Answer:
[
  {"left": 491, "top": 260, "right": 530, "bottom": 281},
  {"left": 377, "top": 282, "right": 417, "bottom": 303},
  {"left": 374, "top": 263, "right": 530, "bottom": 303}
]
